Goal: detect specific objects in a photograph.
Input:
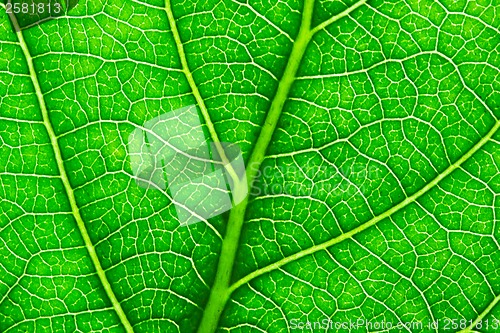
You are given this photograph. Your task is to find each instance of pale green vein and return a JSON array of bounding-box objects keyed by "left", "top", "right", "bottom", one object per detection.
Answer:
[
  {"left": 228, "top": 119, "right": 500, "bottom": 295},
  {"left": 458, "top": 293, "right": 500, "bottom": 333},
  {"left": 5, "top": 10, "right": 134, "bottom": 333},
  {"left": 310, "top": 0, "right": 367, "bottom": 35},
  {"left": 164, "top": 0, "right": 240, "bottom": 186},
  {"left": 195, "top": 0, "right": 368, "bottom": 332}
]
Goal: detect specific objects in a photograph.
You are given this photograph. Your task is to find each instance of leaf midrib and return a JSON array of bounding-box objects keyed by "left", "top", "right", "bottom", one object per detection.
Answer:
[
  {"left": 5, "top": 9, "right": 135, "bottom": 333},
  {"left": 194, "top": 0, "right": 369, "bottom": 332},
  {"left": 193, "top": 0, "right": 317, "bottom": 330}
]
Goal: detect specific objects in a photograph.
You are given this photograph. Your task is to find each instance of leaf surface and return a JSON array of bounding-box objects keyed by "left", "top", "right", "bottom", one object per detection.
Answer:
[{"left": 0, "top": 0, "right": 499, "bottom": 332}]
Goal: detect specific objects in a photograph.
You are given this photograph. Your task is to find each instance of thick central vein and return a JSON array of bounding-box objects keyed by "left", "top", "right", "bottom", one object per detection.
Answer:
[
  {"left": 192, "top": 0, "right": 370, "bottom": 331},
  {"left": 195, "top": 0, "right": 318, "bottom": 332},
  {"left": 6, "top": 11, "right": 134, "bottom": 333}
]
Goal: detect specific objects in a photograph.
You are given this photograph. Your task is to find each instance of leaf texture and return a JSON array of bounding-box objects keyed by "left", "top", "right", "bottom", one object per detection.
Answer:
[{"left": 0, "top": 0, "right": 499, "bottom": 332}]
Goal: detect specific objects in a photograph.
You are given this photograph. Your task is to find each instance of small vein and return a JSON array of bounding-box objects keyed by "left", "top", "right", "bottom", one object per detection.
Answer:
[{"left": 5, "top": 9, "right": 135, "bottom": 333}]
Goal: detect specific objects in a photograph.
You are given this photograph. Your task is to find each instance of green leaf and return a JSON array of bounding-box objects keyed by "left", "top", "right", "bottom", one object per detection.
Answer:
[{"left": 1, "top": 0, "right": 499, "bottom": 332}]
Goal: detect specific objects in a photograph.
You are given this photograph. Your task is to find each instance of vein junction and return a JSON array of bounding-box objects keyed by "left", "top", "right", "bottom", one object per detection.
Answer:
[{"left": 195, "top": 1, "right": 368, "bottom": 332}]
